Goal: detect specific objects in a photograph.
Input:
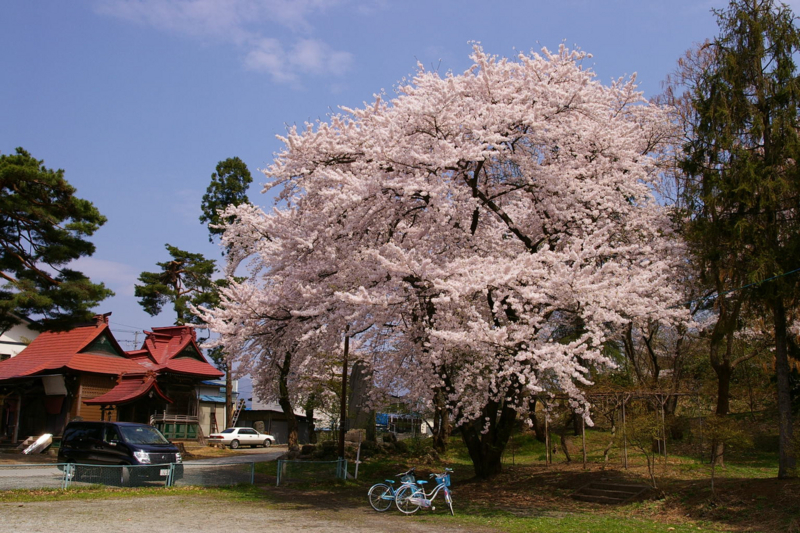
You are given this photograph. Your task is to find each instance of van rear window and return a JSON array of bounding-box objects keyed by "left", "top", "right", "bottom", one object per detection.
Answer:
[{"left": 63, "top": 424, "right": 102, "bottom": 443}]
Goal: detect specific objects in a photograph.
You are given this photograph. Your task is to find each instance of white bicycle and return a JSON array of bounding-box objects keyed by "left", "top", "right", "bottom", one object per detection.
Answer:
[
  {"left": 367, "top": 467, "right": 417, "bottom": 512},
  {"left": 395, "top": 468, "right": 453, "bottom": 515}
]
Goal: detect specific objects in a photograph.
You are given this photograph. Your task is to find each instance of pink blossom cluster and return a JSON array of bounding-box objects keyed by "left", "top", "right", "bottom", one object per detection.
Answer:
[{"left": 197, "top": 46, "right": 687, "bottom": 426}]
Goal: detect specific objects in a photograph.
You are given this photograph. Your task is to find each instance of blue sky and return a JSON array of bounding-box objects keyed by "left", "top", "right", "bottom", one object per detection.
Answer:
[{"left": 1, "top": 0, "right": 778, "bottom": 350}]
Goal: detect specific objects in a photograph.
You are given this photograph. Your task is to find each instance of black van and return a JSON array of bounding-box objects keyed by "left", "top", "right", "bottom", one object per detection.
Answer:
[{"left": 58, "top": 421, "right": 183, "bottom": 485}]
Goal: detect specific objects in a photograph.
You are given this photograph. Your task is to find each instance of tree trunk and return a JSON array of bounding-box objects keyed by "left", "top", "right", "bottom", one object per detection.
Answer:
[
  {"left": 558, "top": 416, "right": 574, "bottom": 463},
  {"left": 306, "top": 406, "right": 317, "bottom": 444},
  {"left": 710, "top": 361, "right": 732, "bottom": 467},
  {"left": 603, "top": 419, "right": 617, "bottom": 465},
  {"left": 278, "top": 351, "right": 299, "bottom": 451},
  {"left": 773, "top": 297, "right": 796, "bottom": 478},
  {"left": 622, "top": 324, "right": 645, "bottom": 385},
  {"left": 529, "top": 399, "right": 547, "bottom": 443},
  {"left": 560, "top": 432, "right": 573, "bottom": 462},
  {"left": 573, "top": 411, "right": 583, "bottom": 436},
  {"left": 432, "top": 387, "right": 450, "bottom": 453},
  {"left": 645, "top": 451, "right": 657, "bottom": 489},
  {"left": 225, "top": 362, "right": 233, "bottom": 428},
  {"left": 278, "top": 394, "right": 299, "bottom": 450},
  {"left": 460, "top": 401, "right": 517, "bottom": 479},
  {"left": 338, "top": 331, "right": 350, "bottom": 459},
  {"left": 366, "top": 410, "right": 377, "bottom": 443},
  {"left": 602, "top": 403, "right": 619, "bottom": 465},
  {"left": 709, "top": 318, "right": 735, "bottom": 468}
]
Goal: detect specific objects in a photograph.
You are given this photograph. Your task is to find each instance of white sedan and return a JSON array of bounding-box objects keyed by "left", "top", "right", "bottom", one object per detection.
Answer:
[{"left": 207, "top": 427, "right": 276, "bottom": 449}]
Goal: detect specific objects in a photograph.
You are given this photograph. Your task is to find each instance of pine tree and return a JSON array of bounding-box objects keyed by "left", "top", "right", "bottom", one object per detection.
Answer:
[
  {"left": 134, "top": 244, "right": 222, "bottom": 325},
  {"left": 0, "top": 148, "right": 112, "bottom": 331}
]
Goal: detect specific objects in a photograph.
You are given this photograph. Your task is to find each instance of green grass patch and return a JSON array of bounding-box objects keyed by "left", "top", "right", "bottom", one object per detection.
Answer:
[
  {"left": 1, "top": 427, "right": 788, "bottom": 532},
  {"left": 424, "top": 509, "right": 713, "bottom": 533},
  {"left": 0, "top": 484, "right": 263, "bottom": 504}
]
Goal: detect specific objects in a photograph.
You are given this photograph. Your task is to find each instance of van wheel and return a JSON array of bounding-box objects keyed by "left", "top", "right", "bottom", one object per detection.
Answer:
[{"left": 230, "top": 440, "right": 240, "bottom": 449}]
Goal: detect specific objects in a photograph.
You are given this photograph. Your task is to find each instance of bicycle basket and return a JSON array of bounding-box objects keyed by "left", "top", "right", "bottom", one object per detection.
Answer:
[
  {"left": 401, "top": 474, "right": 415, "bottom": 483},
  {"left": 436, "top": 474, "right": 451, "bottom": 487}
]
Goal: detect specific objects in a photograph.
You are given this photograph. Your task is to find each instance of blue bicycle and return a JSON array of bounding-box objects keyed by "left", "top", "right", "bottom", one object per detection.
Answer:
[
  {"left": 395, "top": 468, "right": 453, "bottom": 515},
  {"left": 367, "top": 467, "right": 417, "bottom": 512}
]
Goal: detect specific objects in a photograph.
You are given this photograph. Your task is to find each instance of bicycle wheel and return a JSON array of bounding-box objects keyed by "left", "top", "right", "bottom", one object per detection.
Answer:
[
  {"left": 367, "top": 483, "right": 394, "bottom": 512},
  {"left": 395, "top": 485, "right": 422, "bottom": 514},
  {"left": 445, "top": 490, "right": 454, "bottom": 516}
]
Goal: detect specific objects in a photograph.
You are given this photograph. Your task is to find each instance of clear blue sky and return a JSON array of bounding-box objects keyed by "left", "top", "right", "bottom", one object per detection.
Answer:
[{"left": 1, "top": 0, "right": 774, "bottom": 349}]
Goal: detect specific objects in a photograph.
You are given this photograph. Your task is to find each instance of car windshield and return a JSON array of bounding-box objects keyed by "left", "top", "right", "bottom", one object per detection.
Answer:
[
  {"left": 221, "top": 428, "right": 236, "bottom": 434},
  {"left": 119, "top": 425, "right": 170, "bottom": 445}
]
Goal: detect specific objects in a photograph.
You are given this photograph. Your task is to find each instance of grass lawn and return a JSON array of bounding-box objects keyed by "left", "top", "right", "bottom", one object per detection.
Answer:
[
  {"left": 1, "top": 430, "right": 798, "bottom": 532},
  {"left": 261, "top": 430, "right": 800, "bottom": 532}
]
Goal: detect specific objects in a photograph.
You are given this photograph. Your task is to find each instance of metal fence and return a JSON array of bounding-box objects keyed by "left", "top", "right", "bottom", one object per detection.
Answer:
[
  {"left": 0, "top": 462, "right": 255, "bottom": 490},
  {"left": 275, "top": 458, "right": 347, "bottom": 486},
  {"left": 174, "top": 462, "right": 255, "bottom": 487}
]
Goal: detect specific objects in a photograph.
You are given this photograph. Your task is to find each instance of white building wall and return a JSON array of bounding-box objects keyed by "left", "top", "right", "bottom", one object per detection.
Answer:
[{"left": 0, "top": 320, "right": 39, "bottom": 360}]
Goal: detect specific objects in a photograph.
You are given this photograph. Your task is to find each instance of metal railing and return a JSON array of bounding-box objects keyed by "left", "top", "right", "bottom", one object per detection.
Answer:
[
  {"left": 149, "top": 413, "right": 201, "bottom": 440},
  {"left": 149, "top": 413, "right": 200, "bottom": 425},
  {"left": 0, "top": 462, "right": 255, "bottom": 491}
]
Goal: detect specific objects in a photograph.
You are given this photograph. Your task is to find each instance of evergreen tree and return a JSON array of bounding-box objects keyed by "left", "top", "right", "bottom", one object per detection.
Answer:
[
  {"left": 0, "top": 148, "right": 112, "bottom": 331},
  {"left": 199, "top": 157, "right": 253, "bottom": 425},
  {"left": 678, "top": 0, "right": 800, "bottom": 478},
  {"left": 199, "top": 157, "right": 252, "bottom": 248},
  {"left": 134, "top": 244, "right": 223, "bottom": 325}
]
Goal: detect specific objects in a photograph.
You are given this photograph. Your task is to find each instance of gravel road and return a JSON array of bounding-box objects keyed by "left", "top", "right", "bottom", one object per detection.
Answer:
[
  {"left": 1, "top": 494, "right": 490, "bottom": 533},
  {"left": 0, "top": 447, "right": 493, "bottom": 532}
]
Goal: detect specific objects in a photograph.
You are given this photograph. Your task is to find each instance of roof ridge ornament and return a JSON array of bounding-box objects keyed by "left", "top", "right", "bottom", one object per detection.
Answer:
[{"left": 93, "top": 312, "right": 112, "bottom": 325}]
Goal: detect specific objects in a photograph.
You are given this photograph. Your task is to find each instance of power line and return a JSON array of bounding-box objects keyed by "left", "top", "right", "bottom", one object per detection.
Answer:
[{"left": 109, "top": 320, "right": 148, "bottom": 331}]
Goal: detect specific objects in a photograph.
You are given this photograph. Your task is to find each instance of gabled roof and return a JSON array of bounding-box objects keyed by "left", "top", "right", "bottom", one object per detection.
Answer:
[
  {"left": 132, "top": 326, "right": 222, "bottom": 379},
  {"left": 0, "top": 317, "right": 222, "bottom": 403},
  {"left": 83, "top": 373, "right": 172, "bottom": 405},
  {"left": 0, "top": 316, "right": 140, "bottom": 380}
]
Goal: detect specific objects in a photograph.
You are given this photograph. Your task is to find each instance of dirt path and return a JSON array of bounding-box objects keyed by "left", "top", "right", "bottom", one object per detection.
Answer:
[{"left": 0, "top": 494, "right": 493, "bottom": 533}]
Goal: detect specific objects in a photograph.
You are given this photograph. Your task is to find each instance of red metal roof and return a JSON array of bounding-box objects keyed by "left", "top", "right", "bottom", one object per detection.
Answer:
[
  {"left": 0, "top": 321, "right": 221, "bottom": 382},
  {"left": 0, "top": 320, "right": 141, "bottom": 380},
  {"left": 163, "top": 357, "right": 223, "bottom": 376},
  {"left": 0, "top": 319, "right": 223, "bottom": 409},
  {"left": 136, "top": 326, "right": 222, "bottom": 379},
  {"left": 83, "top": 373, "right": 173, "bottom": 405}
]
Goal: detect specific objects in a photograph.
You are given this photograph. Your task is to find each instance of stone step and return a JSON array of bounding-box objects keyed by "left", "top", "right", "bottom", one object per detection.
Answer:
[
  {"left": 571, "top": 481, "right": 649, "bottom": 505},
  {"left": 585, "top": 482, "right": 647, "bottom": 494},
  {"left": 581, "top": 487, "right": 639, "bottom": 498},
  {"left": 572, "top": 493, "right": 629, "bottom": 504}
]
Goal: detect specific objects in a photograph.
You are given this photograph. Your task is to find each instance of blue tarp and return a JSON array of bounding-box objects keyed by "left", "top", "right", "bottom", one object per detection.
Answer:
[
  {"left": 198, "top": 394, "right": 226, "bottom": 403},
  {"left": 376, "top": 413, "right": 420, "bottom": 425}
]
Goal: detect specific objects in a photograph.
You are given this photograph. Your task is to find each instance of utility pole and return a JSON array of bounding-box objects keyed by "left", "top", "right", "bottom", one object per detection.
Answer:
[{"left": 338, "top": 327, "right": 350, "bottom": 459}]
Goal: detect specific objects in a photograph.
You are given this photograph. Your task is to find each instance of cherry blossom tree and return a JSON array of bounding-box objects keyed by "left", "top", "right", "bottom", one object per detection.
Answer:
[
  {"left": 201, "top": 45, "right": 686, "bottom": 478},
  {"left": 196, "top": 201, "right": 388, "bottom": 449}
]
